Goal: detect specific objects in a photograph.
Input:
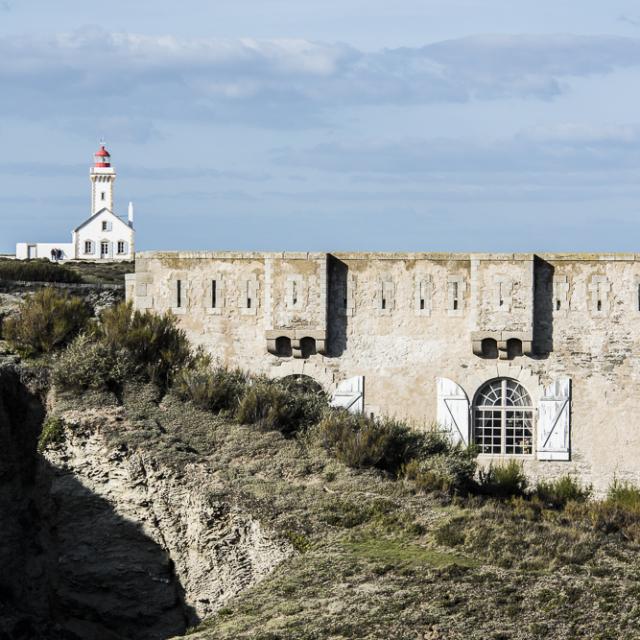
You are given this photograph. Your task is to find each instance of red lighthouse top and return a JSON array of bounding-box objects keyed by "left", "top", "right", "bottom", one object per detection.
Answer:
[{"left": 94, "top": 145, "right": 111, "bottom": 168}]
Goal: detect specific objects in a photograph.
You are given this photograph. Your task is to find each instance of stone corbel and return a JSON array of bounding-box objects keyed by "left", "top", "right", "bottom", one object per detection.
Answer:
[{"left": 498, "top": 340, "right": 509, "bottom": 360}]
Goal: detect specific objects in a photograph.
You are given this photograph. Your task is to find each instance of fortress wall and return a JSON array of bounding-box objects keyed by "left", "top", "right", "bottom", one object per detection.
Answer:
[{"left": 132, "top": 251, "right": 640, "bottom": 492}]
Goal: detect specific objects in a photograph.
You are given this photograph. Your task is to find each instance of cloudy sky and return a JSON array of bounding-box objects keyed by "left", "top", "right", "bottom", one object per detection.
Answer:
[{"left": 2, "top": 1, "right": 640, "bottom": 252}]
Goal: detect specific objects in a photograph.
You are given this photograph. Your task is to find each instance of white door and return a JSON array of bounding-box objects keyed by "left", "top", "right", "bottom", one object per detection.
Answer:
[
  {"left": 100, "top": 241, "right": 110, "bottom": 258},
  {"left": 27, "top": 245, "right": 37, "bottom": 259}
]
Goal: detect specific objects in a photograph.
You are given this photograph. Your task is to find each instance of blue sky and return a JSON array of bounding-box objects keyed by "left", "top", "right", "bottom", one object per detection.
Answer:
[{"left": 3, "top": 1, "right": 640, "bottom": 252}]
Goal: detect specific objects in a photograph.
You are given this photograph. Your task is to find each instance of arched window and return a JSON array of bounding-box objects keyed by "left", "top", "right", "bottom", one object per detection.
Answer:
[{"left": 473, "top": 379, "right": 534, "bottom": 455}]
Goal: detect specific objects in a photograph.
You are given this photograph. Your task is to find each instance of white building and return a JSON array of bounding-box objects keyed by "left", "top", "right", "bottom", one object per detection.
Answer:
[{"left": 16, "top": 145, "right": 135, "bottom": 261}]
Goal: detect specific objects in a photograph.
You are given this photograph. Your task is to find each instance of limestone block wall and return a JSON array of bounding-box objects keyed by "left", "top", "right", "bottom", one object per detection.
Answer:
[{"left": 131, "top": 251, "right": 640, "bottom": 492}]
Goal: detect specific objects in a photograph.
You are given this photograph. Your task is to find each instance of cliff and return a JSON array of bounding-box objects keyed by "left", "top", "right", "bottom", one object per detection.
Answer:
[{"left": 1, "top": 364, "right": 640, "bottom": 640}]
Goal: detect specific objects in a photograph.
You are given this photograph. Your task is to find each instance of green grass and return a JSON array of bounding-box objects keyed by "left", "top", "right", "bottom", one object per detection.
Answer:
[{"left": 342, "top": 538, "right": 480, "bottom": 569}]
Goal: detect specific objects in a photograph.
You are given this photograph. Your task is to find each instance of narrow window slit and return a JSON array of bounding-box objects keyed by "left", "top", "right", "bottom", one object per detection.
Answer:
[
  {"left": 556, "top": 299, "right": 561, "bottom": 311},
  {"left": 452, "top": 281, "right": 459, "bottom": 311},
  {"left": 211, "top": 280, "right": 217, "bottom": 308},
  {"left": 420, "top": 299, "right": 425, "bottom": 310},
  {"left": 597, "top": 299, "right": 602, "bottom": 312},
  {"left": 176, "top": 280, "right": 182, "bottom": 308}
]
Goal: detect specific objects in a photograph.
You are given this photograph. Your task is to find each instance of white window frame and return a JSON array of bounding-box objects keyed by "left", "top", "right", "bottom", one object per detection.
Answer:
[{"left": 473, "top": 378, "right": 535, "bottom": 457}]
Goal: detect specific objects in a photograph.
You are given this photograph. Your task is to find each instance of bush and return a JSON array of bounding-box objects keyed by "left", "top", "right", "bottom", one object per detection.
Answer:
[
  {"left": 91, "top": 302, "right": 191, "bottom": 387},
  {"left": 38, "top": 416, "right": 67, "bottom": 452},
  {"left": 478, "top": 460, "right": 528, "bottom": 498},
  {"left": 52, "top": 334, "right": 134, "bottom": 393},
  {"left": 607, "top": 480, "right": 640, "bottom": 512},
  {"left": 404, "top": 449, "right": 477, "bottom": 495},
  {"left": 3, "top": 288, "right": 91, "bottom": 356},
  {"left": 174, "top": 354, "right": 248, "bottom": 413},
  {"left": 236, "top": 378, "right": 326, "bottom": 436},
  {"left": 535, "top": 475, "right": 592, "bottom": 509},
  {"left": 565, "top": 481, "right": 640, "bottom": 541},
  {"left": 0, "top": 259, "right": 82, "bottom": 283},
  {"left": 317, "top": 412, "right": 430, "bottom": 475}
]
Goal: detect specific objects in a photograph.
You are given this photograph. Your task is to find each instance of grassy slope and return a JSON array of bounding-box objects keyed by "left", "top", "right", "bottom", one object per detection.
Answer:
[
  {"left": 0, "top": 258, "right": 134, "bottom": 285},
  {"left": 64, "top": 260, "right": 134, "bottom": 285},
  {"left": 55, "top": 385, "right": 640, "bottom": 640}
]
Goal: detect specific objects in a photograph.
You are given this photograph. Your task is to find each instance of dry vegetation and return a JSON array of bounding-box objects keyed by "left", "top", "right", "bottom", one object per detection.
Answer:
[{"left": 20, "top": 293, "right": 640, "bottom": 639}]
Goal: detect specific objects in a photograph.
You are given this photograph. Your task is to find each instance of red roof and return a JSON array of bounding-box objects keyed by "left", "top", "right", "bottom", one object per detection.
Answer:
[{"left": 95, "top": 146, "right": 111, "bottom": 157}]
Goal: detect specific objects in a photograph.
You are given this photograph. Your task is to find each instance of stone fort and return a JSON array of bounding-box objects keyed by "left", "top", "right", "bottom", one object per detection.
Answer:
[{"left": 127, "top": 251, "right": 640, "bottom": 492}]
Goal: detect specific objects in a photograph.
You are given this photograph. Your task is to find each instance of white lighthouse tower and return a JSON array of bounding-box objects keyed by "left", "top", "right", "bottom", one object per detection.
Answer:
[
  {"left": 16, "top": 143, "right": 135, "bottom": 261},
  {"left": 90, "top": 144, "right": 116, "bottom": 214}
]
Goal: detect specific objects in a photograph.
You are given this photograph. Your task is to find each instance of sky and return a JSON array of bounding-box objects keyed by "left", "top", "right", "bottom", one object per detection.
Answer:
[{"left": 2, "top": 1, "right": 640, "bottom": 252}]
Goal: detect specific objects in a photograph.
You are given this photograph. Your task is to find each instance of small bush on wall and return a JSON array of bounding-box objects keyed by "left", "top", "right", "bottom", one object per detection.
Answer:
[{"left": 4, "top": 288, "right": 91, "bottom": 357}]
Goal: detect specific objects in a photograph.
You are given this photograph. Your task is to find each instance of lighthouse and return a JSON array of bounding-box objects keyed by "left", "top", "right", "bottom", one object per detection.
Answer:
[
  {"left": 90, "top": 144, "right": 116, "bottom": 215},
  {"left": 15, "top": 143, "right": 135, "bottom": 261}
]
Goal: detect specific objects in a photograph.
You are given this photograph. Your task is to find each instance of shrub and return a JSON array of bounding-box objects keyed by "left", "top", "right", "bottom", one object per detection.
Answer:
[
  {"left": 92, "top": 302, "right": 191, "bottom": 387},
  {"left": 565, "top": 481, "right": 640, "bottom": 541},
  {"left": 607, "top": 479, "right": 640, "bottom": 512},
  {"left": 535, "top": 475, "right": 592, "bottom": 509},
  {"left": 3, "top": 288, "right": 91, "bottom": 356},
  {"left": 478, "top": 460, "right": 528, "bottom": 498},
  {"left": 404, "top": 449, "right": 477, "bottom": 495},
  {"left": 317, "top": 412, "right": 430, "bottom": 475},
  {"left": 38, "top": 416, "right": 67, "bottom": 452},
  {"left": 236, "top": 378, "right": 325, "bottom": 436},
  {"left": 0, "top": 259, "right": 82, "bottom": 283},
  {"left": 52, "top": 334, "right": 134, "bottom": 393},
  {"left": 174, "top": 354, "right": 248, "bottom": 413}
]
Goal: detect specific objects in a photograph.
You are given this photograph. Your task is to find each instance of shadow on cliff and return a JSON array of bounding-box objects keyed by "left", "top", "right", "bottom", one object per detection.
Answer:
[{"left": 0, "top": 365, "right": 198, "bottom": 640}]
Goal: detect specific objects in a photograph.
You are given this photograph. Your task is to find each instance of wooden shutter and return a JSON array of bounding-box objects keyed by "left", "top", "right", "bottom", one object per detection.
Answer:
[
  {"left": 330, "top": 376, "right": 364, "bottom": 413},
  {"left": 436, "top": 377, "right": 469, "bottom": 446},
  {"left": 537, "top": 378, "right": 571, "bottom": 461}
]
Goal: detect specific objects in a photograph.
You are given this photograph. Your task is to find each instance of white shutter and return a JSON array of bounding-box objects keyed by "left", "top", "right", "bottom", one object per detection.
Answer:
[
  {"left": 330, "top": 376, "right": 364, "bottom": 413},
  {"left": 436, "top": 377, "right": 469, "bottom": 446},
  {"left": 537, "top": 378, "right": 571, "bottom": 461}
]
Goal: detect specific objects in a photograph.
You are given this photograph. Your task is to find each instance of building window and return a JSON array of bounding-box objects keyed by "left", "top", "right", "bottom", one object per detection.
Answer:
[
  {"left": 211, "top": 280, "right": 217, "bottom": 308},
  {"left": 84, "top": 240, "right": 93, "bottom": 254},
  {"left": 101, "top": 192, "right": 106, "bottom": 201},
  {"left": 473, "top": 379, "right": 534, "bottom": 455},
  {"left": 117, "top": 241, "right": 126, "bottom": 254},
  {"left": 176, "top": 279, "right": 183, "bottom": 308}
]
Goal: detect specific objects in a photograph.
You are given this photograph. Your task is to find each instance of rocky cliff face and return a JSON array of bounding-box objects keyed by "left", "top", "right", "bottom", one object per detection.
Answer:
[{"left": 0, "top": 368, "right": 291, "bottom": 640}]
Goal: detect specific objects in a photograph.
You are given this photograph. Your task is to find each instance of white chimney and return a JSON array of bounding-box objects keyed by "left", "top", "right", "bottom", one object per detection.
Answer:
[{"left": 128, "top": 201, "right": 134, "bottom": 226}]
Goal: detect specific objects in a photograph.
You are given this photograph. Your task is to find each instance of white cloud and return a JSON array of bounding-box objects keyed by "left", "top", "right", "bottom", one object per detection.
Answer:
[
  {"left": 273, "top": 122, "right": 640, "bottom": 174},
  {"left": 3, "top": 30, "right": 640, "bottom": 127}
]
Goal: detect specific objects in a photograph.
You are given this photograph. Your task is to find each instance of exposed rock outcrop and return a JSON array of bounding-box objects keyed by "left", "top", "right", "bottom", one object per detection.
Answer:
[{"left": 0, "top": 369, "right": 291, "bottom": 640}]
